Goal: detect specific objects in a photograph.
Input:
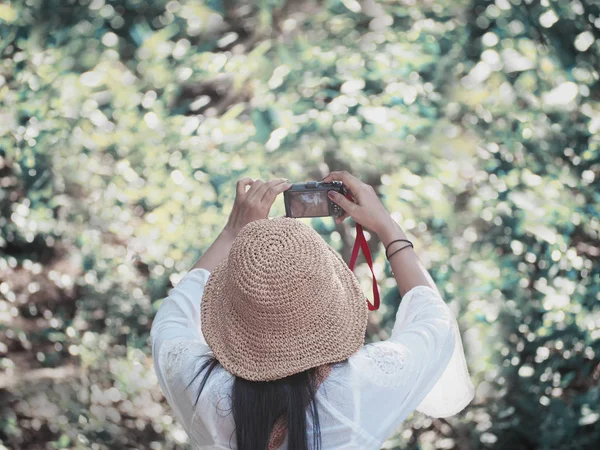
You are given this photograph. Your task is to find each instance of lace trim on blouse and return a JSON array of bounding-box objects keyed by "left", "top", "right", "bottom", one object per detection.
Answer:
[
  {"left": 349, "top": 341, "right": 413, "bottom": 388},
  {"left": 160, "top": 338, "right": 205, "bottom": 384}
]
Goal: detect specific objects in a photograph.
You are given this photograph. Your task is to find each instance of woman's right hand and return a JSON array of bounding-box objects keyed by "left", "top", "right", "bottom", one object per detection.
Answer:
[{"left": 322, "top": 171, "right": 395, "bottom": 237}]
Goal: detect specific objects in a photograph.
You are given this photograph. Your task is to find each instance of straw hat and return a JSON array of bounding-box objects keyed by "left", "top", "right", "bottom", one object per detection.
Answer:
[{"left": 201, "top": 217, "right": 368, "bottom": 381}]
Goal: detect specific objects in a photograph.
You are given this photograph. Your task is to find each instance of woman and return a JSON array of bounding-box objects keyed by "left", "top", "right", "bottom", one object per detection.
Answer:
[{"left": 150, "top": 171, "right": 475, "bottom": 449}]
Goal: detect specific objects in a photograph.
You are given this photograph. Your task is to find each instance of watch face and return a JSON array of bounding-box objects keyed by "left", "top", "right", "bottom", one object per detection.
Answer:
[{"left": 288, "top": 191, "right": 330, "bottom": 217}]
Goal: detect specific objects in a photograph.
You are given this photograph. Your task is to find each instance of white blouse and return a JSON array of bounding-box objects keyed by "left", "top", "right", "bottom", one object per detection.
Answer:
[{"left": 151, "top": 268, "right": 474, "bottom": 449}]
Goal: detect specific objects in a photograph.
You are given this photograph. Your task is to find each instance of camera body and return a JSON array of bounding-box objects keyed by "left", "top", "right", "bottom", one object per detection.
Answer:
[{"left": 284, "top": 181, "right": 346, "bottom": 218}]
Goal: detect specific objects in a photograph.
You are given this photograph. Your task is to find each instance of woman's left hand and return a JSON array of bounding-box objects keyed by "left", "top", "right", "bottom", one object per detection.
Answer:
[{"left": 224, "top": 178, "right": 292, "bottom": 236}]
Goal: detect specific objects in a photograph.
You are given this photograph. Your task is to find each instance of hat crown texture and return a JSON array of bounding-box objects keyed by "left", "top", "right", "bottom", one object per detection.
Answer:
[{"left": 227, "top": 217, "right": 338, "bottom": 318}]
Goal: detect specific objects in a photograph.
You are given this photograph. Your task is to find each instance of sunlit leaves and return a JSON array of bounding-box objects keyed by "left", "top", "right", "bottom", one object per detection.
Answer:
[{"left": 0, "top": 0, "right": 599, "bottom": 449}]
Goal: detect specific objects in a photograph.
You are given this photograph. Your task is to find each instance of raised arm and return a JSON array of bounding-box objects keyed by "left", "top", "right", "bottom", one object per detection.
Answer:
[
  {"left": 324, "top": 170, "right": 474, "bottom": 438},
  {"left": 151, "top": 177, "right": 292, "bottom": 347},
  {"left": 191, "top": 178, "right": 292, "bottom": 272},
  {"left": 150, "top": 177, "right": 293, "bottom": 414},
  {"left": 323, "top": 170, "right": 436, "bottom": 297}
]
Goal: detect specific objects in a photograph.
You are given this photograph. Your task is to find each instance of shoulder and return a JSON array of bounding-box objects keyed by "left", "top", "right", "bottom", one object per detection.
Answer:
[
  {"left": 157, "top": 337, "right": 234, "bottom": 411},
  {"left": 157, "top": 337, "right": 212, "bottom": 386}
]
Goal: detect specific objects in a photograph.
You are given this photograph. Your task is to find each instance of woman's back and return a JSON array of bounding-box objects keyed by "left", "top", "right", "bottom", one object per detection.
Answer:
[{"left": 152, "top": 268, "right": 474, "bottom": 450}]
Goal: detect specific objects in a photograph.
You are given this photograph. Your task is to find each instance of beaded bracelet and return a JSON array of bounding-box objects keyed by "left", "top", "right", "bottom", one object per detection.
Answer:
[
  {"left": 387, "top": 242, "right": 414, "bottom": 261},
  {"left": 384, "top": 238, "right": 414, "bottom": 259}
]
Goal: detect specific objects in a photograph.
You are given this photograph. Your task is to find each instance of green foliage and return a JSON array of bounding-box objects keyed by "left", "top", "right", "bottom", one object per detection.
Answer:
[{"left": 0, "top": 0, "right": 599, "bottom": 449}]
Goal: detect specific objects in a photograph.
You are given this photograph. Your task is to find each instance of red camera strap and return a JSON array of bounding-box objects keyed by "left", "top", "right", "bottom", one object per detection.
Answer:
[{"left": 348, "top": 223, "right": 380, "bottom": 311}]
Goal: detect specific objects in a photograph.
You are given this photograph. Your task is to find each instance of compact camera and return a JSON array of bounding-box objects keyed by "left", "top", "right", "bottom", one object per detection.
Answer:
[{"left": 283, "top": 181, "right": 347, "bottom": 218}]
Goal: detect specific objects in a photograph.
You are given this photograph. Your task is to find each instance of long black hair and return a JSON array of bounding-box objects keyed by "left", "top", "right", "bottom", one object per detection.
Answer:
[{"left": 186, "top": 354, "right": 325, "bottom": 450}]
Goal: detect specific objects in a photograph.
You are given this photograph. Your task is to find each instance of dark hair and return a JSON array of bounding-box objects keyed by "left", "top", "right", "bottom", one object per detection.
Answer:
[{"left": 186, "top": 354, "right": 324, "bottom": 450}]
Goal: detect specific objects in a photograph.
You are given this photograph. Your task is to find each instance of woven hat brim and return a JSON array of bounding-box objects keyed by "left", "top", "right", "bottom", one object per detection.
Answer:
[{"left": 201, "top": 244, "right": 368, "bottom": 381}]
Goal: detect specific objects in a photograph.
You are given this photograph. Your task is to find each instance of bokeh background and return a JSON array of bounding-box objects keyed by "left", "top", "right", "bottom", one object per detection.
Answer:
[{"left": 0, "top": 0, "right": 599, "bottom": 449}]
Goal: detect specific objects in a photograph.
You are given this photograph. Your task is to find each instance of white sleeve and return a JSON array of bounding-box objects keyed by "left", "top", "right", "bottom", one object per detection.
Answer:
[
  {"left": 348, "top": 285, "right": 474, "bottom": 442},
  {"left": 393, "top": 286, "right": 475, "bottom": 418},
  {"left": 150, "top": 268, "right": 213, "bottom": 422},
  {"left": 150, "top": 268, "right": 211, "bottom": 352}
]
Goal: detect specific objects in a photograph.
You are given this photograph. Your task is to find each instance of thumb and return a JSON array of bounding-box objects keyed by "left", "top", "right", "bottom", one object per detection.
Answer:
[{"left": 328, "top": 191, "right": 356, "bottom": 214}]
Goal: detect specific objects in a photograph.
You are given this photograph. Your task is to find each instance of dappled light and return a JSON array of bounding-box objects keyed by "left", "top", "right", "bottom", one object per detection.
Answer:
[{"left": 0, "top": 0, "right": 599, "bottom": 449}]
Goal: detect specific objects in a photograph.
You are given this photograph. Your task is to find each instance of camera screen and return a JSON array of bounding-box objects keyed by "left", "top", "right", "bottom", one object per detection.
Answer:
[{"left": 288, "top": 191, "right": 330, "bottom": 217}]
